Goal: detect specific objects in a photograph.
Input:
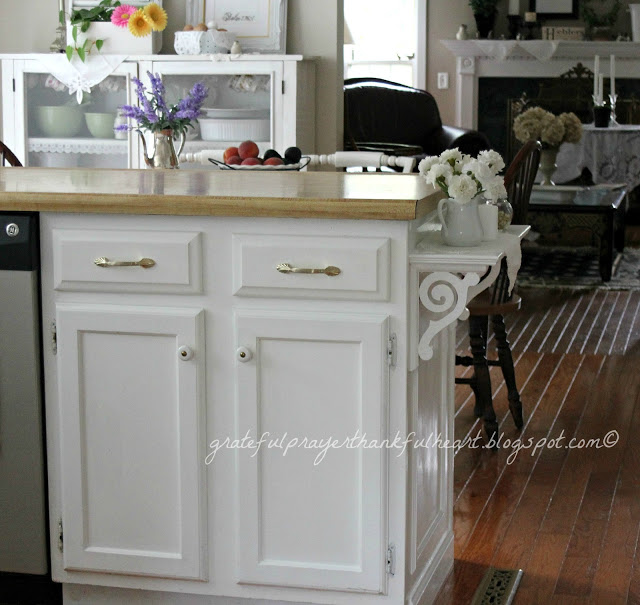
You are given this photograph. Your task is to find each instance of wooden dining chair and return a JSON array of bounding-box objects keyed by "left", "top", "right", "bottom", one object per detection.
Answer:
[
  {"left": 455, "top": 140, "right": 541, "bottom": 442},
  {"left": 0, "top": 141, "right": 22, "bottom": 167}
]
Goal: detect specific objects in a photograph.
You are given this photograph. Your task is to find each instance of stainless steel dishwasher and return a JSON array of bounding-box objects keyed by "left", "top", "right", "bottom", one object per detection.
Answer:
[{"left": 0, "top": 213, "right": 48, "bottom": 578}]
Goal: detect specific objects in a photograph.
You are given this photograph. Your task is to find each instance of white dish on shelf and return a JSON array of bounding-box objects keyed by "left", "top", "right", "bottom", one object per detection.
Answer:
[
  {"left": 200, "top": 118, "right": 270, "bottom": 142},
  {"left": 201, "top": 108, "right": 270, "bottom": 119}
]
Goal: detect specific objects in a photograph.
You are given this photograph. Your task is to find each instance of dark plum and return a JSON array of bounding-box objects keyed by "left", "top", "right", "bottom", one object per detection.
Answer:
[{"left": 284, "top": 146, "right": 302, "bottom": 164}]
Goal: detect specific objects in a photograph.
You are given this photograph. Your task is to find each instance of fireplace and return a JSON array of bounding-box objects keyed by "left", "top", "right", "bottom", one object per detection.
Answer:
[{"left": 442, "top": 40, "right": 640, "bottom": 157}]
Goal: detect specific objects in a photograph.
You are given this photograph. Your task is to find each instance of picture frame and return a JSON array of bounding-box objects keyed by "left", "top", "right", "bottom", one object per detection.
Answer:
[
  {"left": 205, "top": 0, "right": 287, "bottom": 54},
  {"left": 529, "top": 0, "right": 579, "bottom": 19}
]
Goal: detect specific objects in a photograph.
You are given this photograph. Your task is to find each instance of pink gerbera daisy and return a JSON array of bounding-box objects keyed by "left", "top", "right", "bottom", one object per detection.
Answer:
[{"left": 111, "top": 4, "right": 138, "bottom": 28}]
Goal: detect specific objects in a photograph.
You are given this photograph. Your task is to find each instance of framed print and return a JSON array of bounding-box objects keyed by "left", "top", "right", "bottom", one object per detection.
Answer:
[
  {"left": 529, "top": 0, "right": 579, "bottom": 19},
  {"left": 205, "top": 0, "right": 287, "bottom": 54}
]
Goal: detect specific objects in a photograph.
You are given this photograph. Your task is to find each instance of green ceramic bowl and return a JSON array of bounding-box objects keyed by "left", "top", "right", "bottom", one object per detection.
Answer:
[
  {"left": 85, "top": 112, "right": 116, "bottom": 139},
  {"left": 35, "top": 105, "right": 83, "bottom": 137}
]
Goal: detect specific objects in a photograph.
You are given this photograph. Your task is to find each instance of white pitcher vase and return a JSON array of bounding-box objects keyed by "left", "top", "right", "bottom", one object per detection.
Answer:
[{"left": 437, "top": 194, "right": 484, "bottom": 247}]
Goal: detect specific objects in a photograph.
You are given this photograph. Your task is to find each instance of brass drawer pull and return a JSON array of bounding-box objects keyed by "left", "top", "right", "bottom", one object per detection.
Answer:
[
  {"left": 94, "top": 257, "right": 156, "bottom": 269},
  {"left": 276, "top": 263, "right": 341, "bottom": 277}
]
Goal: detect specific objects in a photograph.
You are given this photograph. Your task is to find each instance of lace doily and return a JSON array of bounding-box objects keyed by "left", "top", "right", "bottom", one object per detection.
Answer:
[
  {"left": 29, "top": 138, "right": 127, "bottom": 155},
  {"left": 35, "top": 54, "right": 127, "bottom": 103}
]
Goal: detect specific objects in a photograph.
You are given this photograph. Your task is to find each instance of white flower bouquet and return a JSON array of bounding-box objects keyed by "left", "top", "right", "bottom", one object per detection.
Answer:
[
  {"left": 513, "top": 107, "right": 582, "bottom": 149},
  {"left": 418, "top": 148, "right": 507, "bottom": 204}
]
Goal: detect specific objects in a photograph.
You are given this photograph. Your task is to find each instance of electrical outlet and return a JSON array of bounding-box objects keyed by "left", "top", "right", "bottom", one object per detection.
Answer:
[{"left": 437, "top": 72, "right": 449, "bottom": 89}]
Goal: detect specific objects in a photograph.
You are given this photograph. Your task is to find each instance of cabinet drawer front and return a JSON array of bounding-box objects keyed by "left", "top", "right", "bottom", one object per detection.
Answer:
[
  {"left": 232, "top": 234, "right": 390, "bottom": 300},
  {"left": 53, "top": 229, "right": 202, "bottom": 294}
]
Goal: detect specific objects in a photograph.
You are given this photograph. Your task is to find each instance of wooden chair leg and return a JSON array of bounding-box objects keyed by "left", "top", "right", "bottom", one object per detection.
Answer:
[
  {"left": 469, "top": 315, "right": 498, "bottom": 443},
  {"left": 492, "top": 314, "right": 524, "bottom": 429}
]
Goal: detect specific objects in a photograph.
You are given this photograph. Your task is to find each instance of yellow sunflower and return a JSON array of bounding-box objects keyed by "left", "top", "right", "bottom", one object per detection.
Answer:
[
  {"left": 142, "top": 2, "right": 168, "bottom": 32},
  {"left": 128, "top": 9, "right": 152, "bottom": 37}
]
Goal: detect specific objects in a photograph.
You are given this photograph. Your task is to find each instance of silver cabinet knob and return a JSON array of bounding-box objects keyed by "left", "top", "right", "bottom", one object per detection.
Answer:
[
  {"left": 178, "top": 346, "right": 194, "bottom": 361},
  {"left": 237, "top": 346, "right": 253, "bottom": 362},
  {"left": 5, "top": 223, "right": 19, "bottom": 237}
]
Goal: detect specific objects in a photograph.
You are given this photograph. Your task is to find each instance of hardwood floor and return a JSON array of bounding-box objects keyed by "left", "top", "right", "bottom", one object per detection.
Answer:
[{"left": 437, "top": 287, "right": 640, "bottom": 604}]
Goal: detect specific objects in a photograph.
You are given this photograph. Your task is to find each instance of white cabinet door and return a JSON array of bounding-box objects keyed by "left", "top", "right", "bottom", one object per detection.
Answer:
[
  {"left": 56, "top": 304, "right": 207, "bottom": 580},
  {"left": 235, "top": 310, "right": 389, "bottom": 594},
  {"left": 7, "top": 59, "right": 139, "bottom": 168}
]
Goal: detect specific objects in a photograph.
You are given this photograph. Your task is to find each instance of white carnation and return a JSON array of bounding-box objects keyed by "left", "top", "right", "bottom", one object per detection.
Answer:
[
  {"left": 418, "top": 156, "right": 440, "bottom": 176},
  {"left": 447, "top": 174, "right": 478, "bottom": 204},
  {"left": 440, "top": 148, "right": 462, "bottom": 164},
  {"left": 482, "top": 177, "right": 507, "bottom": 201},
  {"left": 462, "top": 159, "right": 492, "bottom": 181},
  {"left": 425, "top": 163, "right": 453, "bottom": 187},
  {"left": 478, "top": 150, "right": 505, "bottom": 174}
]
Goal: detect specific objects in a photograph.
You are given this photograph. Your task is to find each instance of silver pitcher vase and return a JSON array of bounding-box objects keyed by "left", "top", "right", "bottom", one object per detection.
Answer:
[{"left": 139, "top": 129, "right": 186, "bottom": 169}]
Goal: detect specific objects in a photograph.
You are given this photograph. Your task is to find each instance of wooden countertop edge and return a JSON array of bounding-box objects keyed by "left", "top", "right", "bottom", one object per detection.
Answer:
[{"left": 0, "top": 192, "right": 439, "bottom": 221}]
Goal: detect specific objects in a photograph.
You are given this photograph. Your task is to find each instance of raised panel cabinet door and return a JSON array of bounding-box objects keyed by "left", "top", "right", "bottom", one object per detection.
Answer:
[
  {"left": 235, "top": 310, "right": 389, "bottom": 594},
  {"left": 56, "top": 304, "right": 207, "bottom": 580}
]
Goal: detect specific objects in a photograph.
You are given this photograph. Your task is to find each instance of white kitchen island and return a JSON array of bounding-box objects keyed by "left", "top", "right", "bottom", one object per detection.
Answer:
[{"left": 0, "top": 168, "right": 525, "bottom": 605}]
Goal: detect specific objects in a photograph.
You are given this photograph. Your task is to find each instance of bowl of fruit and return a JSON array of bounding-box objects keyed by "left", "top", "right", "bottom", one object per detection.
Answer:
[{"left": 209, "top": 141, "right": 308, "bottom": 170}]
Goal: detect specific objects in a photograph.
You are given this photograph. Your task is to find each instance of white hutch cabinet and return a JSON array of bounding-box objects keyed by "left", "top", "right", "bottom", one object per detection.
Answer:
[{"left": 0, "top": 54, "right": 315, "bottom": 168}]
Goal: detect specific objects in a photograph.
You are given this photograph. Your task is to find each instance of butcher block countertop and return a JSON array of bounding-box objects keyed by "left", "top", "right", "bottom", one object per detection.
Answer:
[{"left": 0, "top": 168, "right": 440, "bottom": 220}]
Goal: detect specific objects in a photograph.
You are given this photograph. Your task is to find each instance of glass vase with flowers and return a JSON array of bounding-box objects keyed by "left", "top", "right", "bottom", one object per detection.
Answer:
[
  {"left": 117, "top": 72, "right": 208, "bottom": 169},
  {"left": 419, "top": 148, "right": 507, "bottom": 246},
  {"left": 513, "top": 107, "right": 583, "bottom": 185}
]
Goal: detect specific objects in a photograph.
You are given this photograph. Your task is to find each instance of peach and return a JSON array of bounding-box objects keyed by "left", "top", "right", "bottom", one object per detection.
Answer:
[
  {"left": 264, "top": 157, "right": 284, "bottom": 166},
  {"left": 241, "top": 157, "right": 262, "bottom": 166},
  {"left": 223, "top": 146, "right": 239, "bottom": 163},
  {"left": 226, "top": 155, "right": 242, "bottom": 165},
  {"left": 238, "top": 140, "right": 260, "bottom": 160}
]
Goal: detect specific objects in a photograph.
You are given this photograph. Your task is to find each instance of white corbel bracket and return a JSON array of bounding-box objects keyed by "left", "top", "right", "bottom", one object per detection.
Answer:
[{"left": 417, "top": 271, "right": 480, "bottom": 361}]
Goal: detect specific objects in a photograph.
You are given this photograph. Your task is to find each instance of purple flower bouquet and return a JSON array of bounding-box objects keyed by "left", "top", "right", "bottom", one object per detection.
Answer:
[{"left": 117, "top": 71, "right": 208, "bottom": 138}]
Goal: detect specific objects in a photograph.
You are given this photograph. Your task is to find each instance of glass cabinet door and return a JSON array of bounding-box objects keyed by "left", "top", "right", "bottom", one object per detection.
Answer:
[
  {"left": 13, "top": 60, "right": 138, "bottom": 169},
  {"left": 148, "top": 60, "right": 283, "bottom": 166}
]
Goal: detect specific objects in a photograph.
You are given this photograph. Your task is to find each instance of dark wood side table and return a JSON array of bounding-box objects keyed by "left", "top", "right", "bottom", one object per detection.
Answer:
[{"left": 527, "top": 185, "right": 628, "bottom": 281}]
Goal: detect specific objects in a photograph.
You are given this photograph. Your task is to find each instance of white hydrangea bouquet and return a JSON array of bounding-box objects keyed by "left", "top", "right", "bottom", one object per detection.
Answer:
[
  {"left": 418, "top": 148, "right": 507, "bottom": 204},
  {"left": 513, "top": 107, "right": 582, "bottom": 148}
]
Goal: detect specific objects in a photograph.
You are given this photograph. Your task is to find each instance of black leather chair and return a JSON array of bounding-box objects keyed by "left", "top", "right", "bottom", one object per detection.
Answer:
[{"left": 343, "top": 77, "right": 491, "bottom": 170}]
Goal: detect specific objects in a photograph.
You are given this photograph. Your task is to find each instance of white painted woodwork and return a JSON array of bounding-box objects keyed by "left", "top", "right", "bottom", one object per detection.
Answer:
[
  {"left": 36, "top": 209, "right": 523, "bottom": 605},
  {"left": 232, "top": 234, "right": 390, "bottom": 300},
  {"left": 52, "top": 229, "right": 202, "bottom": 293},
  {"left": 235, "top": 310, "right": 389, "bottom": 593},
  {"left": 56, "top": 304, "right": 206, "bottom": 580}
]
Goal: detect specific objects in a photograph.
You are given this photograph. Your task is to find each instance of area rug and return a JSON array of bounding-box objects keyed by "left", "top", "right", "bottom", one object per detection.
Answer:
[{"left": 517, "top": 245, "right": 640, "bottom": 290}]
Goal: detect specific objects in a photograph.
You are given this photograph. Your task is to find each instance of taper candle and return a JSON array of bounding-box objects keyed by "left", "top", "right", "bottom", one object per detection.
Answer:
[
  {"left": 610, "top": 54, "right": 616, "bottom": 97},
  {"left": 599, "top": 73, "right": 605, "bottom": 104}
]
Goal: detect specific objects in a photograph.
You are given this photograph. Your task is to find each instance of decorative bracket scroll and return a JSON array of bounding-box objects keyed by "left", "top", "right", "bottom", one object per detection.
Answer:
[{"left": 417, "top": 271, "right": 480, "bottom": 361}]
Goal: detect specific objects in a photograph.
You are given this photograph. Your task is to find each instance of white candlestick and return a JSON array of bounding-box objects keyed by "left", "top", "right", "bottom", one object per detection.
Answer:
[
  {"left": 610, "top": 54, "right": 616, "bottom": 97},
  {"left": 508, "top": 0, "right": 520, "bottom": 15},
  {"left": 599, "top": 73, "right": 604, "bottom": 104},
  {"left": 594, "top": 55, "right": 600, "bottom": 101}
]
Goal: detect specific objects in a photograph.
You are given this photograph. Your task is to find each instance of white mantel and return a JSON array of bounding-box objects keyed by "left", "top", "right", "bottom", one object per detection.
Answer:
[{"left": 441, "top": 40, "right": 640, "bottom": 129}]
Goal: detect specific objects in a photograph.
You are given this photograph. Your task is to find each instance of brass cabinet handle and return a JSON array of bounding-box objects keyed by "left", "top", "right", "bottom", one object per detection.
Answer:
[
  {"left": 94, "top": 257, "right": 156, "bottom": 269},
  {"left": 276, "top": 263, "right": 341, "bottom": 277}
]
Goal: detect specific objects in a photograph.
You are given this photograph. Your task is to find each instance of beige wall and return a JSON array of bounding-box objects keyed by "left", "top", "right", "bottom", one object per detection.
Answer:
[{"left": 0, "top": 0, "right": 343, "bottom": 154}]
